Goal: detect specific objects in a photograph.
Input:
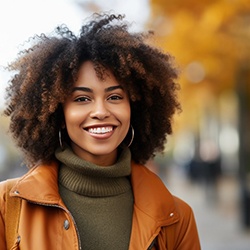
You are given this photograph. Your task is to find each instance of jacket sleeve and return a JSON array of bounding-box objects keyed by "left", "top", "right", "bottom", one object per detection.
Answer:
[
  {"left": 171, "top": 196, "right": 201, "bottom": 250},
  {"left": 0, "top": 180, "right": 8, "bottom": 250}
]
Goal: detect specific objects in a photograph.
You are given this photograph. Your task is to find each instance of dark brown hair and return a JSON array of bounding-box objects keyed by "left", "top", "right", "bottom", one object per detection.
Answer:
[{"left": 4, "top": 13, "right": 181, "bottom": 166}]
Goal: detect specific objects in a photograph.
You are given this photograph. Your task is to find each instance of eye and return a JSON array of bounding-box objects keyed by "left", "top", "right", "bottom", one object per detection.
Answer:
[
  {"left": 108, "top": 95, "right": 123, "bottom": 101},
  {"left": 74, "top": 96, "right": 91, "bottom": 102}
]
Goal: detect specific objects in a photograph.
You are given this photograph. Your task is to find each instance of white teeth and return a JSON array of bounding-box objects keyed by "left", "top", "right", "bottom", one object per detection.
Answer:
[{"left": 88, "top": 126, "right": 113, "bottom": 134}]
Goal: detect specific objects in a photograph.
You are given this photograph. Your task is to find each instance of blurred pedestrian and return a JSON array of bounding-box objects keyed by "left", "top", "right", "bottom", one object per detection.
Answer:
[{"left": 0, "top": 13, "right": 200, "bottom": 249}]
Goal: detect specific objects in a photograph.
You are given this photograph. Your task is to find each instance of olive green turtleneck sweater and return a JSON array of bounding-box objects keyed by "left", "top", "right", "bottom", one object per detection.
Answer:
[{"left": 55, "top": 146, "right": 134, "bottom": 250}]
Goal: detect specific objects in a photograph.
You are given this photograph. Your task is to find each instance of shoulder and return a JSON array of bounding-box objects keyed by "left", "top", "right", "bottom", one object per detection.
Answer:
[
  {"left": 172, "top": 195, "right": 197, "bottom": 226},
  {"left": 173, "top": 196, "right": 194, "bottom": 215},
  {"left": 131, "top": 162, "right": 179, "bottom": 220},
  {"left": 0, "top": 178, "right": 21, "bottom": 219},
  {"left": 0, "top": 178, "right": 20, "bottom": 202},
  {"left": 0, "top": 178, "right": 20, "bottom": 193},
  {"left": 166, "top": 196, "right": 200, "bottom": 248}
]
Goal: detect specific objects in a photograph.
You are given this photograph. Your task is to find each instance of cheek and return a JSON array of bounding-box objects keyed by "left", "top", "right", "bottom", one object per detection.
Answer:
[
  {"left": 119, "top": 103, "right": 131, "bottom": 119},
  {"left": 63, "top": 106, "right": 84, "bottom": 125}
]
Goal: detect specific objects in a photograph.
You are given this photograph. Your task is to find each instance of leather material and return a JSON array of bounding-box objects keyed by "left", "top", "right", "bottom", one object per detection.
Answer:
[{"left": 0, "top": 161, "right": 200, "bottom": 249}]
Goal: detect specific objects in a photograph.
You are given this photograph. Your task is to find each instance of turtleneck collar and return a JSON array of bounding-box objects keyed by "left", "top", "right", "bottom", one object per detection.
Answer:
[{"left": 55, "top": 146, "right": 132, "bottom": 197}]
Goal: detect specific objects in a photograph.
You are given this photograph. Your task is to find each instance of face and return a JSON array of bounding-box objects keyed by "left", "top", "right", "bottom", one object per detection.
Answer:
[{"left": 63, "top": 61, "right": 131, "bottom": 166}]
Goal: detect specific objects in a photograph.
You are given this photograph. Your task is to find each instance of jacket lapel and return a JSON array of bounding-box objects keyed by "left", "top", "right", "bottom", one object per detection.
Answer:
[{"left": 129, "top": 162, "right": 179, "bottom": 250}]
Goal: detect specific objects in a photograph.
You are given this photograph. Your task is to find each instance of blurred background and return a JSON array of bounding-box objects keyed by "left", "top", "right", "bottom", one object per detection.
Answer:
[{"left": 0, "top": 0, "right": 250, "bottom": 249}]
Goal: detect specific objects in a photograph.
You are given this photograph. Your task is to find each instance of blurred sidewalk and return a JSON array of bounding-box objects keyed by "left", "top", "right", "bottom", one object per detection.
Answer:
[{"left": 162, "top": 166, "right": 250, "bottom": 250}]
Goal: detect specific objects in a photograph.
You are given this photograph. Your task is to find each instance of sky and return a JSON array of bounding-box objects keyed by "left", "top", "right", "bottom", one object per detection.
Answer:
[{"left": 0, "top": 0, "right": 150, "bottom": 107}]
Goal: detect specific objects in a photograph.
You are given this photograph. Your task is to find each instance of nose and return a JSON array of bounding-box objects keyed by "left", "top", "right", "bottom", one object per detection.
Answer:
[{"left": 90, "top": 100, "right": 110, "bottom": 120}]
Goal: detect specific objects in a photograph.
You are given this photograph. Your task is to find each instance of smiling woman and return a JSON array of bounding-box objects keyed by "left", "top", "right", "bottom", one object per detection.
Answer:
[{"left": 0, "top": 13, "right": 200, "bottom": 250}]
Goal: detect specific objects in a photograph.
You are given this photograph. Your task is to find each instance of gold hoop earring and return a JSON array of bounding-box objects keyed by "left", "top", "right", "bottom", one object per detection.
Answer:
[
  {"left": 127, "top": 125, "right": 134, "bottom": 147},
  {"left": 59, "top": 129, "right": 63, "bottom": 149}
]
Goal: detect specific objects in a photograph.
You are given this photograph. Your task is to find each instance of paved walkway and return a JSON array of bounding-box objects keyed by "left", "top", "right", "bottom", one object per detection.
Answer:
[{"left": 162, "top": 166, "right": 250, "bottom": 250}]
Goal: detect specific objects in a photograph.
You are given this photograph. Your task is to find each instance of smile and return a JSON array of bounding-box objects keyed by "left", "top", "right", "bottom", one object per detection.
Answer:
[{"left": 87, "top": 126, "right": 113, "bottom": 134}]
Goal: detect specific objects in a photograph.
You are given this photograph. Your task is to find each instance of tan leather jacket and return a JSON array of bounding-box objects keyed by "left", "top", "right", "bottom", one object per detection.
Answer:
[{"left": 0, "top": 161, "right": 200, "bottom": 250}]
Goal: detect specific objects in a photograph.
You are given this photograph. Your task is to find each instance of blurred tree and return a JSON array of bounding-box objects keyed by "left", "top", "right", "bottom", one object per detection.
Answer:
[{"left": 149, "top": 0, "right": 250, "bottom": 131}]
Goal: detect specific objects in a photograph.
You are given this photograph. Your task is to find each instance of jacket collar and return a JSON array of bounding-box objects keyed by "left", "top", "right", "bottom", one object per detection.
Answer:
[
  {"left": 10, "top": 162, "right": 63, "bottom": 206},
  {"left": 131, "top": 161, "right": 179, "bottom": 222},
  {"left": 129, "top": 162, "right": 179, "bottom": 249}
]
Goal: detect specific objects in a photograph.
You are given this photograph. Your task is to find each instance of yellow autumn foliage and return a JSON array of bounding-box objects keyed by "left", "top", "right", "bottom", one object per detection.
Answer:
[{"left": 148, "top": 0, "right": 250, "bottom": 132}]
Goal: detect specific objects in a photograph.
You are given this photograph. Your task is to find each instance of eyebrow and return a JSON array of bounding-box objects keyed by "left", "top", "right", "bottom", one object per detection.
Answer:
[{"left": 72, "top": 85, "right": 124, "bottom": 93}]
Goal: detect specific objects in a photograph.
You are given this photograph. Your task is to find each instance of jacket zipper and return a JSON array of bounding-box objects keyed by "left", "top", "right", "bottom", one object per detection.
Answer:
[{"left": 147, "top": 237, "right": 157, "bottom": 250}]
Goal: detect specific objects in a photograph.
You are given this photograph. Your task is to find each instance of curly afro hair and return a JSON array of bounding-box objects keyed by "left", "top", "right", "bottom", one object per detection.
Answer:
[{"left": 4, "top": 13, "right": 181, "bottom": 166}]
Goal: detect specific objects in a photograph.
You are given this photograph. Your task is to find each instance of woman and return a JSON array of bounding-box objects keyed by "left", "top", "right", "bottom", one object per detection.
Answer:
[{"left": 0, "top": 13, "right": 200, "bottom": 249}]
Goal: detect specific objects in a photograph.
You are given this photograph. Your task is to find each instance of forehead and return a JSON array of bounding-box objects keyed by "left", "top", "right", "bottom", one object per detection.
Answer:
[{"left": 74, "top": 61, "right": 119, "bottom": 87}]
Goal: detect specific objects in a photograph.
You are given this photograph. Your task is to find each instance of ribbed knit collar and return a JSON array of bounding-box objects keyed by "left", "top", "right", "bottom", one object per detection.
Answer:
[{"left": 55, "top": 146, "right": 132, "bottom": 197}]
